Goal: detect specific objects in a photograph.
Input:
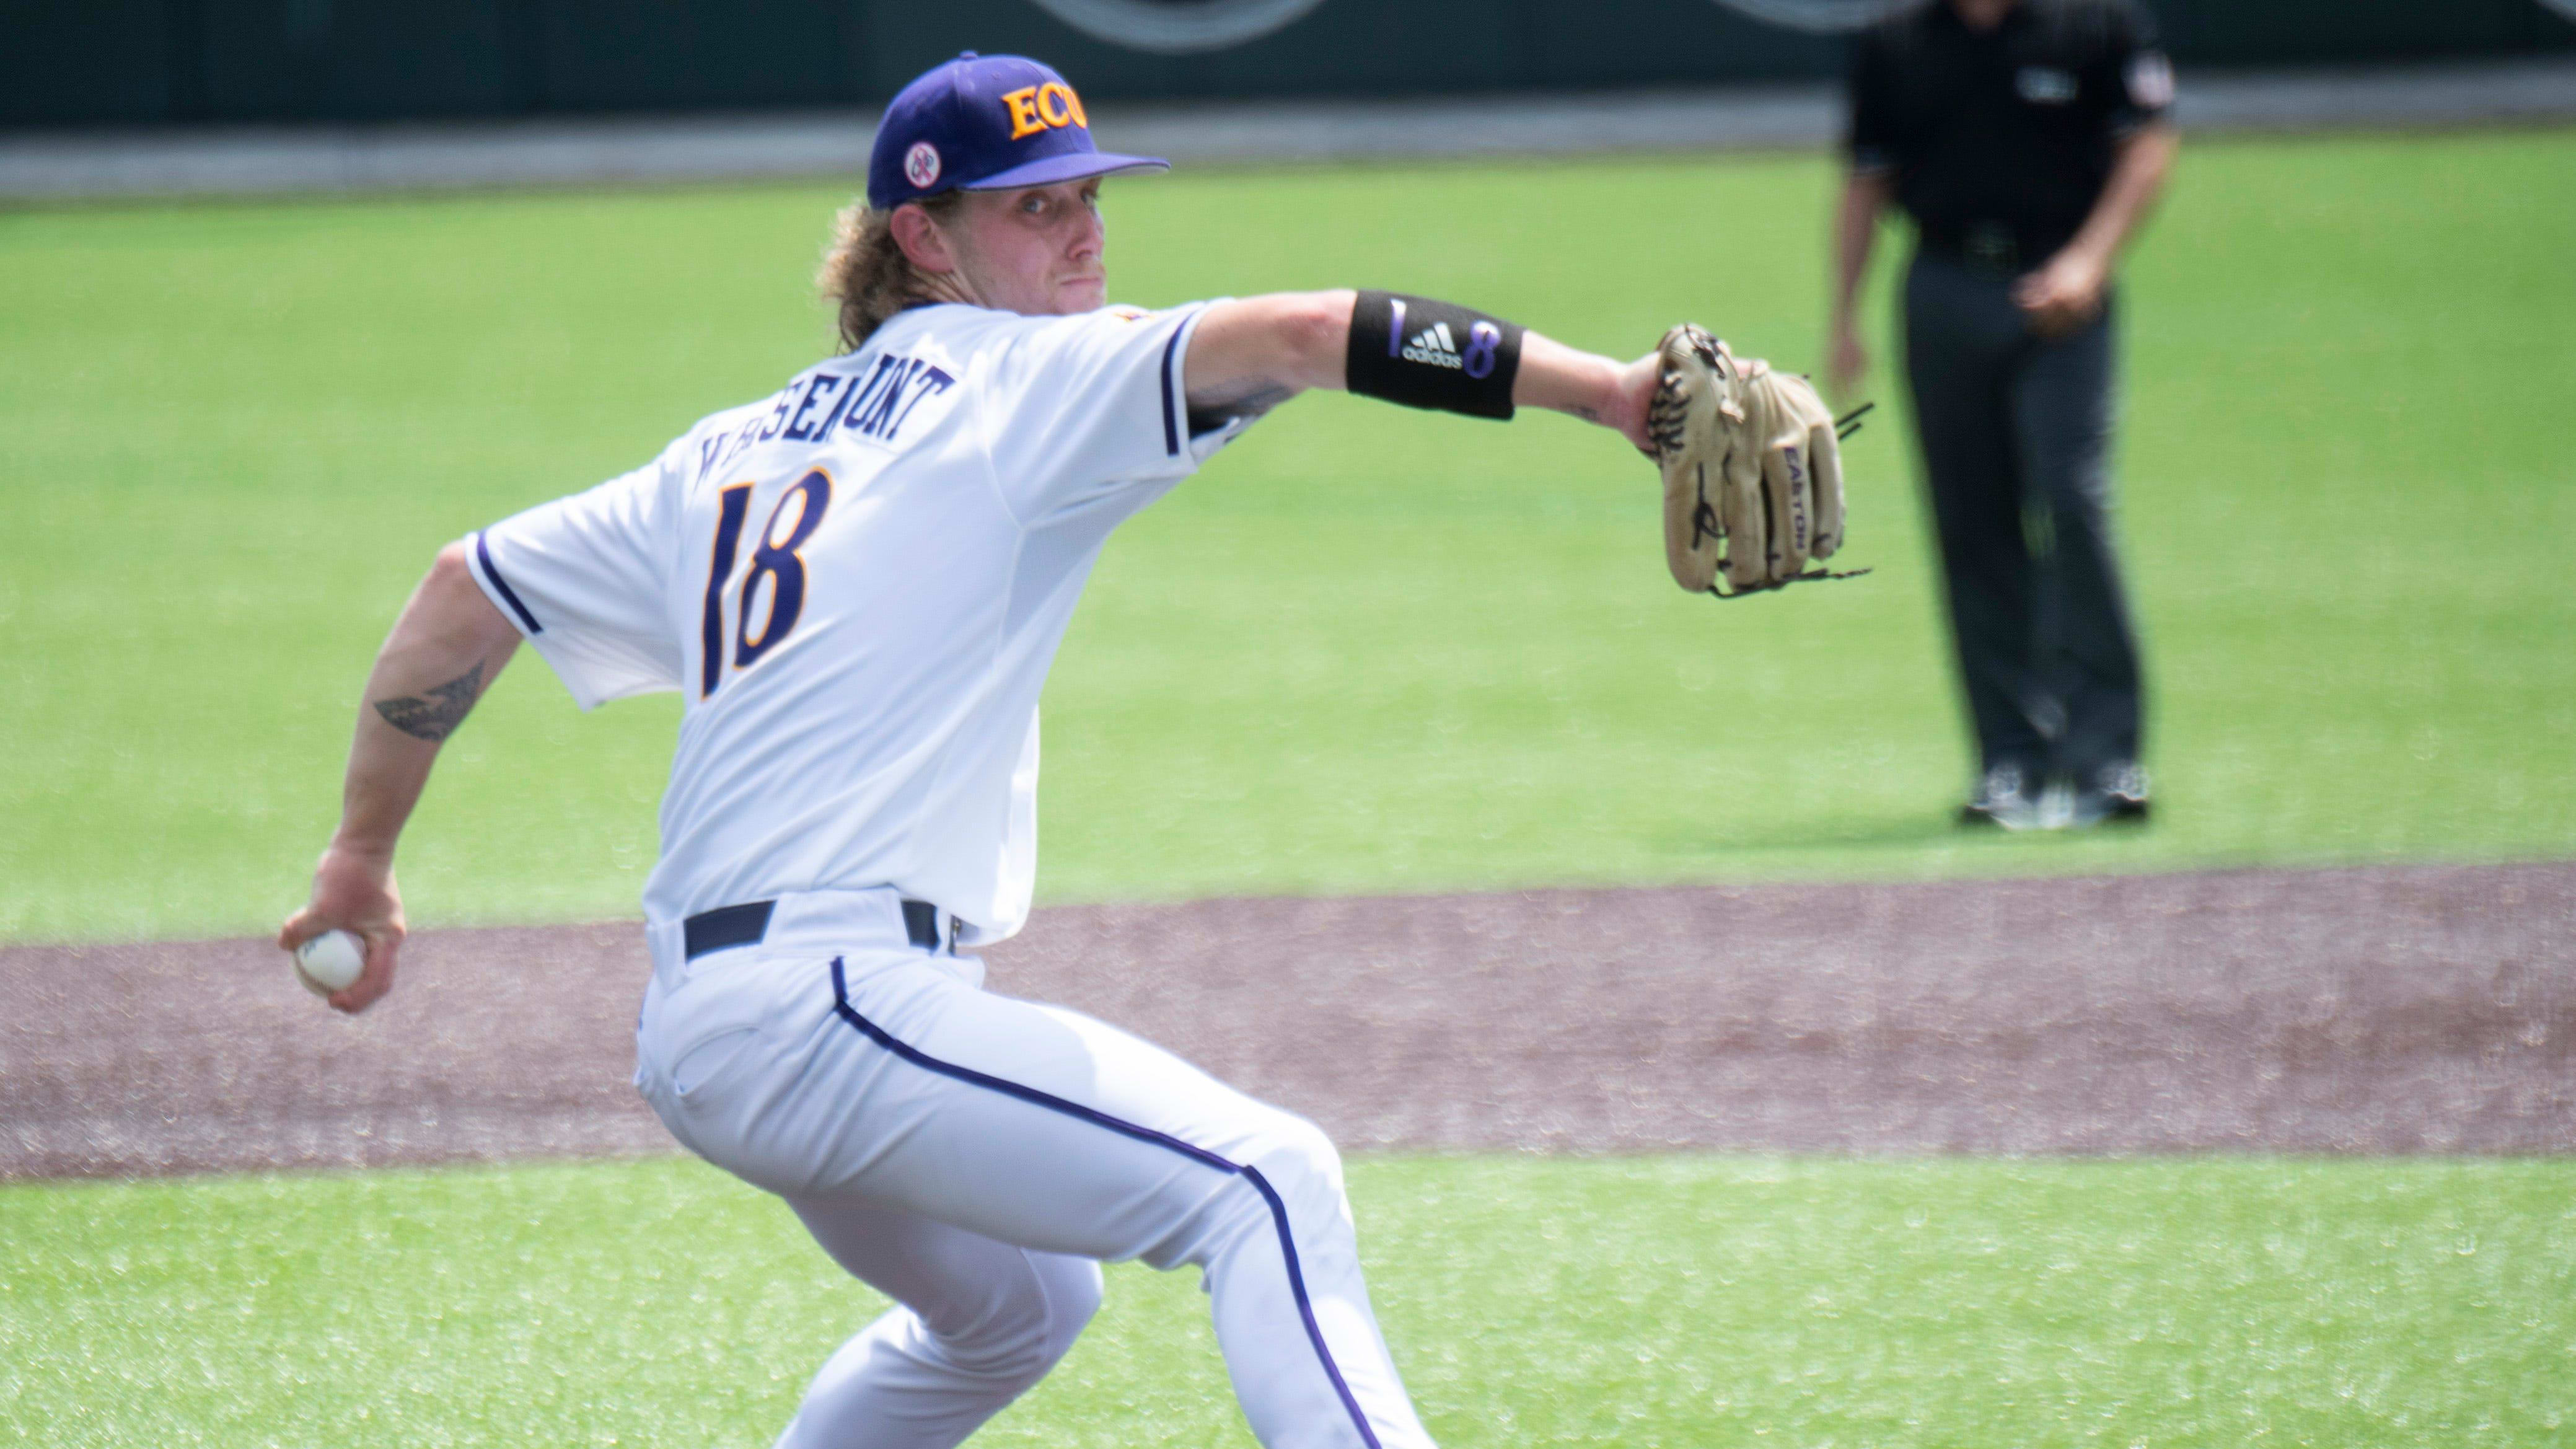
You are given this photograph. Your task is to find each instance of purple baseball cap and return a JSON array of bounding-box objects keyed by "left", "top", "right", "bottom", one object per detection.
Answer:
[{"left": 866, "top": 53, "right": 1168, "bottom": 212}]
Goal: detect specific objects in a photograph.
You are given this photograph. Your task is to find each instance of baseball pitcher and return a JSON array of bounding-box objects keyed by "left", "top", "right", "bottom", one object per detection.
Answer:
[{"left": 282, "top": 51, "right": 1848, "bottom": 1449}]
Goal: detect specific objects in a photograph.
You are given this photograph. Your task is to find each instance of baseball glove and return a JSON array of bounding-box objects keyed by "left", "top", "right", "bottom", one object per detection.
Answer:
[{"left": 1647, "top": 324, "right": 1868, "bottom": 598}]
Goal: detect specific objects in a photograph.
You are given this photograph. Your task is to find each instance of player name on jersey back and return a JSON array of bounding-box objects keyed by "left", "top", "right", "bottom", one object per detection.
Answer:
[{"left": 698, "top": 350, "right": 959, "bottom": 481}]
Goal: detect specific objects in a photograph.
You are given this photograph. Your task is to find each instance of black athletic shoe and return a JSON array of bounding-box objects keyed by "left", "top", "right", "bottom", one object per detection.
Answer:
[
  {"left": 2072, "top": 761, "right": 2152, "bottom": 826},
  {"left": 1959, "top": 762, "right": 2043, "bottom": 830}
]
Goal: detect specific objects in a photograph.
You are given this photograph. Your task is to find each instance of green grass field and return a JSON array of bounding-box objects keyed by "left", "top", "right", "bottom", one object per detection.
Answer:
[
  {"left": 2, "top": 128, "right": 2572, "bottom": 945},
  {"left": 6, "top": 1155, "right": 2569, "bottom": 1448},
  {"left": 5, "top": 131, "right": 2572, "bottom": 1448}
]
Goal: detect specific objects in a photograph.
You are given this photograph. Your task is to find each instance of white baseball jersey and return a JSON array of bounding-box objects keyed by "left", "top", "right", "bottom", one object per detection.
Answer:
[{"left": 464, "top": 301, "right": 1248, "bottom": 944}]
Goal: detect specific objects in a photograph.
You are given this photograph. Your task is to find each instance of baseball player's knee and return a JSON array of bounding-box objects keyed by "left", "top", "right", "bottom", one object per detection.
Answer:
[
  {"left": 1141, "top": 1112, "right": 1355, "bottom": 1274},
  {"left": 930, "top": 1253, "right": 1102, "bottom": 1383},
  {"left": 1031, "top": 1254, "right": 1105, "bottom": 1367},
  {"left": 1238, "top": 1112, "right": 1353, "bottom": 1233}
]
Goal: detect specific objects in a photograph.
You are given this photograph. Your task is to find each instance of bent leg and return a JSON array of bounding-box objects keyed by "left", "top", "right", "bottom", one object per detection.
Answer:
[
  {"left": 772, "top": 1198, "right": 1102, "bottom": 1449},
  {"left": 754, "top": 958, "right": 1435, "bottom": 1449}
]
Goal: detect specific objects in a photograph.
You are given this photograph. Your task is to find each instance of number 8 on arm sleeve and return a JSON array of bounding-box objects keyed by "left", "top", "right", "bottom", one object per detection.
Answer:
[{"left": 1344, "top": 290, "right": 1524, "bottom": 420}]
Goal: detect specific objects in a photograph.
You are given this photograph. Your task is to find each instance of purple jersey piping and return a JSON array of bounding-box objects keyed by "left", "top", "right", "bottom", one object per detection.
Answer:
[
  {"left": 473, "top": 531, "right": 543, "bottom": 635},
  {"left": 1159, "top": 322, "right": 1185, "bottom": 457}
]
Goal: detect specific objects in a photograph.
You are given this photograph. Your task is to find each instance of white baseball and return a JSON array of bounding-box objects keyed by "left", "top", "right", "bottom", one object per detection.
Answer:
[{"left": 294, "top": 929, "right": 367, "bottom": 996}]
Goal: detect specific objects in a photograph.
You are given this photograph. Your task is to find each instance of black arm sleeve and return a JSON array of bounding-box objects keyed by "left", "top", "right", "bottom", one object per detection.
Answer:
[{"left": 1343, "top": 291, "right": 1523, "bottom": 421}]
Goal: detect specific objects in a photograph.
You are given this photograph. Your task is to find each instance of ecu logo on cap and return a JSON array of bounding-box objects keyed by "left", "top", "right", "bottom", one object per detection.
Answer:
[{"left": 1002, "top": 82, "right": 1089, "bottom": 140}]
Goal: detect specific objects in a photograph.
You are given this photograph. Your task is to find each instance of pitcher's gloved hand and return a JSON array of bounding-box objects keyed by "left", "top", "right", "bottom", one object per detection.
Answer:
[{"left": 1647, "top": 324, "right": 1869, "bottom": 598}]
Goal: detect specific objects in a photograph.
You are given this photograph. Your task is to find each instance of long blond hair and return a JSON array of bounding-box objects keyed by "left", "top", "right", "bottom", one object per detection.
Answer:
[{"left": 817, "top": 192, "right": 967, "bottom": 352}]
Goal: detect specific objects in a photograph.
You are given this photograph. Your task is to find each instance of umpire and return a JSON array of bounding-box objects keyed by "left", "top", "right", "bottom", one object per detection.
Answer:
[{"left": 1826, "top": 0, "right": 2178, "bottom": 829}]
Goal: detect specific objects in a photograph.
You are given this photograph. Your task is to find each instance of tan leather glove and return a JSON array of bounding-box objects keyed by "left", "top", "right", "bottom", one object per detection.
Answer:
[{"left": 1648, "top": 324, "right": 1863, "bottom": 597}]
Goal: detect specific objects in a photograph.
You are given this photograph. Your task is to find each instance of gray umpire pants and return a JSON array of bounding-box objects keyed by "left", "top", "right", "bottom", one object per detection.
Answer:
[{"left": 1902, "top": 246, "right": 2144, "bottom": 782}]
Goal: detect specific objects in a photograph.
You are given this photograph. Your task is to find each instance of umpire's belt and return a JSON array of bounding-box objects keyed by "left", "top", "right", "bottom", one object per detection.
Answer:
[
  {"left": 1923, "top": 221, "right": 2024, "bottom": 279},
  {"left": 682, "top": 896, "right": 948, "bottom": 960}
]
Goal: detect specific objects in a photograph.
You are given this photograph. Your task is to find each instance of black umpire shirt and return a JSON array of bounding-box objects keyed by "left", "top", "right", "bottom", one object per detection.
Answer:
[{"left": 1847, "top": 0, "right": 2173, "bottom": 270}]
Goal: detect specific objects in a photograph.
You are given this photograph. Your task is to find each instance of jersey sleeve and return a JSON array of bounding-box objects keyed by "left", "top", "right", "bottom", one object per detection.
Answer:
[
  {"left": 978, "top": 304, "right": 1241, "bottom": 527},
  {"left": 2100, "top": 0, "right": 2175, "bottom": 135},
  {"left": 1844, "top": 31, "right": 1901, "bottom": 175},
  {"left": 467, "top": 440, "right": 688, "bottom": 710}
]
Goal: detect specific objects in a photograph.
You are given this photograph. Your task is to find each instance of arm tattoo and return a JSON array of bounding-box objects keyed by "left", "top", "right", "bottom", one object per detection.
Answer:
[{"left": 372, "top": 661, "right": 488, "bottom": 742}]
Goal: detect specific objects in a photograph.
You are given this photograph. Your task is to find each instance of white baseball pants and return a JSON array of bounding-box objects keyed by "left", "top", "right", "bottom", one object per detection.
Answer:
[{"left": 633, "top": 889, "right": 1436, "bottom": 1449}]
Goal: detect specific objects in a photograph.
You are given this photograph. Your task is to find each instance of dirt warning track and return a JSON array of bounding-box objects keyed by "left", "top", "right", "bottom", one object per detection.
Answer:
[{"left": 2, "top": 863, "right": 2569, "bottom": 1181}]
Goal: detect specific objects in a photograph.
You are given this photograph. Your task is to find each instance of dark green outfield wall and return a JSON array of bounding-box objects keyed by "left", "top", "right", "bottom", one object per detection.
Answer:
[{"left": 7, "top": 0, "right": 2572, "bottom": 130}]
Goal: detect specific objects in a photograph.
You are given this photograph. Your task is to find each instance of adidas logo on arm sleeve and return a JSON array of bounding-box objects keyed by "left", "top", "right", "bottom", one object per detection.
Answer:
[{"left": 1400, "top": 322, "right": 1462, "bottom": 368}]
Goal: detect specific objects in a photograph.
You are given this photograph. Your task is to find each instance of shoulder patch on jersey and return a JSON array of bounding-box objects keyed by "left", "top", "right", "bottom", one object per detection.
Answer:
[{"left": 2127, "top": 51, "right": 2174, "bottom": 110}]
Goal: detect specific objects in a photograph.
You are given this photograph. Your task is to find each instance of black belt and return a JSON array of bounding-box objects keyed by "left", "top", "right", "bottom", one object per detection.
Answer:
[
  {"left": 1923, "top": 222, "right": 2029, "bottom": 279},
  {"left": 681, "top": 897, "right": 945, "bottom": 961}
]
